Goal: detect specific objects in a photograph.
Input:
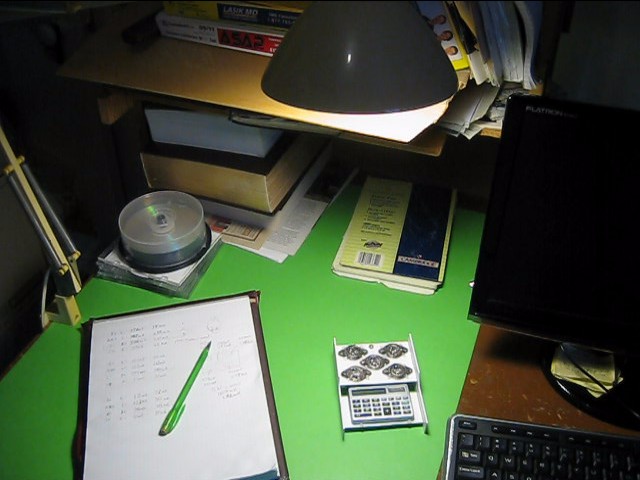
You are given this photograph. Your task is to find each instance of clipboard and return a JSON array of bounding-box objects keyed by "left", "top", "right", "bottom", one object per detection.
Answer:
[{"left": 74, "top": 291, "right": 288, "bottom": 480}]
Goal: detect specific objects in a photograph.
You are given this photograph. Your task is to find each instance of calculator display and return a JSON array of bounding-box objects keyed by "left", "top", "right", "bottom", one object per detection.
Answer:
[{"left": 352, "top": 387, "right": 386, "bottom": 396}]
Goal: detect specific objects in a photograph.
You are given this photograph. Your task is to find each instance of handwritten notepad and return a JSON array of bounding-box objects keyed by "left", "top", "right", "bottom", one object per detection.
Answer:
[{"left": 78, "top": 292, "right": 286, "bottom": 480}]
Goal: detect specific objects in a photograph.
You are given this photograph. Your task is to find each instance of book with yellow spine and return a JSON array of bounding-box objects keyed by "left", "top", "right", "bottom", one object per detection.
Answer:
[{"left": 332, "top": 176, "right": 457, "bottom": 295}]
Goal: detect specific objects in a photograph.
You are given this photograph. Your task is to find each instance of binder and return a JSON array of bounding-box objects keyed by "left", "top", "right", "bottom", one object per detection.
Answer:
[{"left": 75, "top": 291, "right": 288, "bottom": 480}]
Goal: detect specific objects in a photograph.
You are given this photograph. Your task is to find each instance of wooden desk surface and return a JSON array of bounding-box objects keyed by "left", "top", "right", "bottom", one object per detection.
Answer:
[
  {"left": 457, "top": 324, "right": 639, "bottom": 437},
  {"left": 436, "top": 325, "right": 639, "bottom": 480}
]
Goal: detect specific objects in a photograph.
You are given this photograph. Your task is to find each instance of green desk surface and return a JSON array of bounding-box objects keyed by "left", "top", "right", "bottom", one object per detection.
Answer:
[{"left": 0, "top": 186, "right": 484, "bottom": 480}]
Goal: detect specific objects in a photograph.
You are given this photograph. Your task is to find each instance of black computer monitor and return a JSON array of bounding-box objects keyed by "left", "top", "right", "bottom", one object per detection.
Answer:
[{"left": 469, "top": 94, "right": 640, "bottom": 430}]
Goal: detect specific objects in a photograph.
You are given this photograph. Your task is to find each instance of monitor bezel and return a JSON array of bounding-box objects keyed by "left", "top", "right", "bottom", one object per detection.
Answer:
[{"left": 468, "top": 94, "right": 639, "bottom": 358}]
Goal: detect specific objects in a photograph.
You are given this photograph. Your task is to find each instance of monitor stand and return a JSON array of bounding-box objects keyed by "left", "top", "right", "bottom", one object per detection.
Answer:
[{"left": 542, "top": 343, "right": 640, "bottom": 432}]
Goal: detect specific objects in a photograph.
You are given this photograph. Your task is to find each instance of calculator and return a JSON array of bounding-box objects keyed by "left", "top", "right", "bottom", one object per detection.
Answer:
[{"left": 348, "top": 384, "right": 414, "bottom": 424}]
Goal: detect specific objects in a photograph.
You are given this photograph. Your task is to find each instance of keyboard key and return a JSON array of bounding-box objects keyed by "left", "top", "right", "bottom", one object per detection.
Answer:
[
  {"left": 486, "top": 452, "right": 499, "bottom": 467},
  {"left": 492, "top": 438, "right": 508, "bottom": 453},
  {"left": 459, "top": 449, "right": 482, "bottom": 465},
  {"left": 501, "top": 454, "right": 516, "bottom": 470},
  {"left": 457, "top": 465, "right": 484, "bottom": 479},
  {"left": 459, "top": 433, "right": 475, "bottom": 448},
  {"left": 477, "top": 435, "right": 491, "bottom": 451},
  {"left": 459, "top": 419, "right": 477, "bottom": 430},
  {"left": 508, "top": 440, "right": 524, "bottom": 455}
]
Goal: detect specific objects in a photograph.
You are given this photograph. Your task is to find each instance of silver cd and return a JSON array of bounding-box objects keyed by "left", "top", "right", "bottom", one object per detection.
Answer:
[{"left": 118, "top": 190, "right": 207, "bottom": 270}]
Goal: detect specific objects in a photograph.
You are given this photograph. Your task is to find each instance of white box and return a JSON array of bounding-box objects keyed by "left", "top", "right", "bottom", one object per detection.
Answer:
[{"left": 144, "top": 108, "right": 283, "bottom": 157}]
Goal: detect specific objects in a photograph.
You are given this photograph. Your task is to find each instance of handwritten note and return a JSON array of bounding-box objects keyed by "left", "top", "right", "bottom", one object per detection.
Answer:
[{"left": 83, "top": 295, "right": 279, "bottom": 480}]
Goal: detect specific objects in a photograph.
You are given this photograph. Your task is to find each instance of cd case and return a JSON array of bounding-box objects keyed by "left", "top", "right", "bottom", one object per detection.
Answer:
[{"left": 96, "top": 227, "right": 223, "bottom": 298}]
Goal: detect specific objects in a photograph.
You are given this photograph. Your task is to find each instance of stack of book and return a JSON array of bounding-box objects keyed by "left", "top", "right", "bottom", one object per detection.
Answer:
[
  {"left": 332, "top": 176, "right": 457, "bottom": 296},
  {"left": 414, "top": 1, "right": 549, "bottom": 139},
  {"left": 418, "top": 1, "right": 545, "bottom": 91},
  {"left": 156, "top": 1, "right": 310, "bottom": 56},
  {"left": 142, "top": 113, "right": 323, "bottom": 215},
  {"left": 141, "top": 104, "right": 351, "bottom": 262}
]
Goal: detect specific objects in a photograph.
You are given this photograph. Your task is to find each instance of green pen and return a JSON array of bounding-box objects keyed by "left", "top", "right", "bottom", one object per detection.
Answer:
[{"left": 159, "top": 341, "right": 211, "bottom": 436}]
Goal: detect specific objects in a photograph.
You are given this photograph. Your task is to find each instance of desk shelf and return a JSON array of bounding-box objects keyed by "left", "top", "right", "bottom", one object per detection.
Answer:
[{"left": 58, "top": 1, "right": 455, "bottom": 157}]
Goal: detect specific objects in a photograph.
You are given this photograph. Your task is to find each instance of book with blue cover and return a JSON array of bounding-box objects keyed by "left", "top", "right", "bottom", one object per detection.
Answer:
[{"left": 332, "top": 176, "right": 456, "bottom": 295}]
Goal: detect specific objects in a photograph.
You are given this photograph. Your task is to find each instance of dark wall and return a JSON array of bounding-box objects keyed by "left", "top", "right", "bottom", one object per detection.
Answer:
[{"left": 0, "top": 4, "right": 129, "bottom": 375}]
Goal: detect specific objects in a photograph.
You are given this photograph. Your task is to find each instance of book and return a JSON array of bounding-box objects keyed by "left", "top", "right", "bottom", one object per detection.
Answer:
[
  {"left": 162, "top": 1, "right": 308, "bottom": 29},
  {"left": 450, "top": 1, "right": 493, "bottom": 85},
  {"left": 76, "top": 291, "right": 288, "bottom": 480},
  {"left": 332, "top": 176, "right": 457, "bottom": 295},
  {"left": 140, "top": 133, "right": 328, "bottom": 214},
  {"left": 417, "top": 1, "right": 470, "bottom": 71},
  {"left": 514, "top": 1, "right": 544, "bottom": 90},
  {"left": 465, "top": 0, "right": 503, "bottom": 86},
  {"left": 445, "top": 1, "right": 492, "bottom": 85},
  {"left": 144, "top": 107, "right": 284, "bottom": 157},
  {"left": 155, "top": 10, "right": 287, "bottom": 56},
  {"left": 483, "top": 1, "right": 524, "bottom": 83}
]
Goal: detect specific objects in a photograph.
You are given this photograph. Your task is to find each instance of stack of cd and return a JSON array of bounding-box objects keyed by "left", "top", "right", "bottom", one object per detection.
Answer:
[{"left": 97, "top": 191, "right": 222, "bottom": 298}]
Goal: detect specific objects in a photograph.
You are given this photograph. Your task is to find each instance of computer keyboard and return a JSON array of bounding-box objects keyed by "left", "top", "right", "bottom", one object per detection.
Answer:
[{"left": 443, "top": 413, "right": 640, "bottom": 480}]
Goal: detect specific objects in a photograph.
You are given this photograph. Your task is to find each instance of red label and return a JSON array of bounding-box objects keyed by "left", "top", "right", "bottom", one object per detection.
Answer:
[{"left": 217, "top": 28, "right": 282, "bottom": 54}]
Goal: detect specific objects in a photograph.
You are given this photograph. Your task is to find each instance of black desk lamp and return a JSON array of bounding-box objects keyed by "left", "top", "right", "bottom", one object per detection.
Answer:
[{"left": 261, "top": 1, "right": 458, "bottom": 114}]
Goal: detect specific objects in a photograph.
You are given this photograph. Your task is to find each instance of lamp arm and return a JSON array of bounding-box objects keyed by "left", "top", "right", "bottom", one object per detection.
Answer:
[
  {"left": 6, "top": 172, "right": 67, "bottom": 273},
  {"left": 1, "top": 123, "right": 82, "bottom": 326},
  {"left": 22, "top": 162, "right": 80, "bottom": 262}
]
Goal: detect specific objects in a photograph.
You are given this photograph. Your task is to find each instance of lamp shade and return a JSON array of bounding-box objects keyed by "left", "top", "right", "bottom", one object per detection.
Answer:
[{"left": 261, "top": 1, "right": 459, "bottom": 114}]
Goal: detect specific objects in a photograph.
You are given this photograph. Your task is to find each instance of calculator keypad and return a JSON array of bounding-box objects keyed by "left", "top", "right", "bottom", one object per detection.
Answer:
[{"left": 349, "top": 385, "right": 414, "bottom": 424}]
